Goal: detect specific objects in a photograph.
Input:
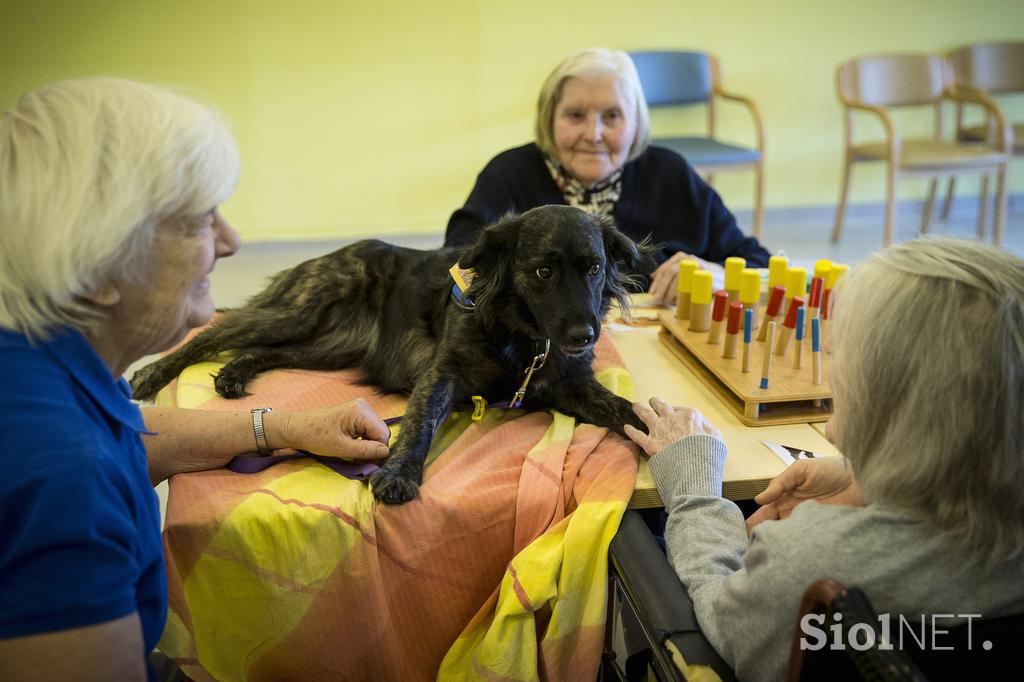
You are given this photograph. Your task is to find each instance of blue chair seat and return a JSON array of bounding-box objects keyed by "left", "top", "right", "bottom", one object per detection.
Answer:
[
  {"left": 654, "top": 136, "right": 762, "bottom": 167},
  {"left": 629, "top": 49, "right": 766, "bottom": 237}
]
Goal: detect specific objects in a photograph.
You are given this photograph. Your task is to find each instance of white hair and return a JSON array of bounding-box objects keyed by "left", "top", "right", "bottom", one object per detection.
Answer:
[
  {"left": 535, "top": 47, "right": 651, "bottom": 163},
  {"left": 831, "top": 236, "right": 1024, "bottom": 567},
  {"left": 0, "top": 76, "right": 240, "bottom": 339}
]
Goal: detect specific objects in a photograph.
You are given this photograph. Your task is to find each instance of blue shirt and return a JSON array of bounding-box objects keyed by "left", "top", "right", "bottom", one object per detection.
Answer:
[{"left": 0, "top": 327, "right": 165, "bottom": 670}]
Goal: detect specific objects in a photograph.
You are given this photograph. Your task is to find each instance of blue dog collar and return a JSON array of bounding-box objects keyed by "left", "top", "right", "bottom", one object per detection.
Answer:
[{"left": 451, "top": 282, "right": 474, "bottom": 309}]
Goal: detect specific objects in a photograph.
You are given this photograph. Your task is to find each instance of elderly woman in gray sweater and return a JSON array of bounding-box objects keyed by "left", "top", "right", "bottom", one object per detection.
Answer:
[{"left": 625, "top": 236, "right": 1024, "bottom": 681}]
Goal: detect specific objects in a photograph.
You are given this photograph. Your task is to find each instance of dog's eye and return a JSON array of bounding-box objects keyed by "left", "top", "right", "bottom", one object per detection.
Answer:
[
  {"left": 536, "top": 267, "right": 552, "bottom": 280},
  {"left": 588, "top": 264, "right": 601, "bottom": 276}
]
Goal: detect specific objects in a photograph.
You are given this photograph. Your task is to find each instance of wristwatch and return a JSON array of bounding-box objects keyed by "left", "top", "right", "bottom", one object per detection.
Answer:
[{"left": 250, "top": 407, "right": 273, "bottom": 456}]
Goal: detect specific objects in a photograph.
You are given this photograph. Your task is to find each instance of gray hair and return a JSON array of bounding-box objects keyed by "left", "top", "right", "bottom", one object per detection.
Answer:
[
  {"left": 534, "top": 48, "right": 651, "bottom": 163},
  {"left": 831, "top": 236, "right": 1024, "bottom": 567},
  {"left": 0, "top": 76, "right": 240, "bottom": 339}
]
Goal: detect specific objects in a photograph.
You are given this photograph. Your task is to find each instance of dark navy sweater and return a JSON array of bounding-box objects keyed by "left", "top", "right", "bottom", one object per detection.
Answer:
[{"left": 445, "top": 142, "right": 770, "bottom": 267}]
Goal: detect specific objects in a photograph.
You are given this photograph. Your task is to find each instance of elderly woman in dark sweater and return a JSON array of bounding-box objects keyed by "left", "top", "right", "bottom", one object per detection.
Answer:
[{"left": 444, "top": 47, "right": 770, "bottom": 304}]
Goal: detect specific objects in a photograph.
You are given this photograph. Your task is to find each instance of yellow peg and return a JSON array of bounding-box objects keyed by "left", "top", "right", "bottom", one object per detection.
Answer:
[
  {"left": 826, "top": 263, "right": 849, "bottom": 290},
  {"left": 675, "top": 259, "right": 700, "bottom": 320},
  {"left": 813, "top": 259, "right": 833, "bottom": 282},
  {"left": 688, "top": 270, "right": 714, "bottom": 332},
  {"left": 724, "top": 257, "right": 746, "bottom": 303},
  {"left": 739, "top": 268, "right": 761, "bottom": 331},
  {"left": 691, "top": 270, "right": 713, "bottom": 304},
  {"left": 739, "top": 269, "right": 761, "bottom": 304},
  {"left": 785, "top": 267, "right": 807, "bottom": 300},
  {"left": 768, "top": 255, "right": 789, "bottom": 291}
]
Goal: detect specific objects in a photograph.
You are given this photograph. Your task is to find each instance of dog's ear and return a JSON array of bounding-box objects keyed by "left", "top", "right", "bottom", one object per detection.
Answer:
[
  {"left": 459, "top": 213, "right": 519, "bottom": 328},
  {"left": 598, "top": 215, "right": 656, "bottom": 314},
  {"left": 600, "top": 215, "right": 656, "bottom": 275}
]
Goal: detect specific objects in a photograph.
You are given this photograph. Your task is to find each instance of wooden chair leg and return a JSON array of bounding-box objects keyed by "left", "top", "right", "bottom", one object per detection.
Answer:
[
  {"left": 752, "top": 160, "right": 765, "bottom": 240},
  {"left": 831, "top": 157, "right": 852, "bottom": 243},
  {"left": 940, "top": 176, "right": 956, "bottom": 221},
  {"left": 977, "top": 174, "right": 991, "bottom": 240},
  {"left": 920, "top": 178, "right": 937, "bottom": 234},
  {"left": 993, "top": 165, "right": 1007, "bottom": 245},
  {"left": 884, "top": 161, "right": 897, "bottom": 246}
]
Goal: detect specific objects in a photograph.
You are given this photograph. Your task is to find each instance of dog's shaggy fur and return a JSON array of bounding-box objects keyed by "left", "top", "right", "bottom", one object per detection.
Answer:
[{"left": 131, "top": 205, "right": 654, "bottom": 504}]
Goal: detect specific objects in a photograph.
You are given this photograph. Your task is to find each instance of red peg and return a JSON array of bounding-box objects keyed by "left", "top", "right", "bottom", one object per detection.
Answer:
[
  {"left": 711, "top": 290, "right": 729, "bottom": 322},
  {"left": 783, "top": 296, "right": 804, "bottom": 329},
  {"left": 726, "top": 300, "right": 743, "bottom": 335},
  {"left": 808, "top": 277, "right": 824, "bottom": 308},
  {"left": 765, "top": 285, "right": 786, "bottom": 317}
]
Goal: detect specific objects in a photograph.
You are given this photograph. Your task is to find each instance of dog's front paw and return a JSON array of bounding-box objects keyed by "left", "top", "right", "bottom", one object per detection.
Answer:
[
  {"left": 213, "top": 366, "right": 250, "bottom": 398},
  {"left": 370, "top": 467, "right": 421, "bottom": 505},
  {"left": 130, "top": 361, "right": 174, "bottom": 401}
]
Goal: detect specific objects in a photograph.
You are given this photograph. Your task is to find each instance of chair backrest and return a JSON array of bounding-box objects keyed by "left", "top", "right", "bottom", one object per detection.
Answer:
[
  {"left": 788, "top": 579, "right": 1022, "bottom": 681},
  {"left": 949, "top": 41, "right": 1024, "bottom": 94},
  {"left": 788, "top": 580, "right": 927, "bottom": 682},
  {"left": 837, "top": 54, "right": 950, "bottom": 107},
  {"left": 629, "top": 50, "right": 712, "bottom": 106}
]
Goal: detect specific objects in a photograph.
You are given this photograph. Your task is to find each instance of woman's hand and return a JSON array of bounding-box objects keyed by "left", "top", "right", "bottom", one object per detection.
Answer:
[
  {"left": 647, "top": 253, "right": 723, "bottom": 306},
  {"left": 274, "top": 399, "right": 390, "bottom": 460},
  {"left": 624, "top": 398, "right": 722, "bottom": 456},
  {"left": 745, "top": 457, "right": 863, "bottom": 533}
]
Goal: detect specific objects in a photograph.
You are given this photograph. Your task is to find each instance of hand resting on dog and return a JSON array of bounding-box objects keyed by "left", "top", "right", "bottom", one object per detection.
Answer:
[{"left": 142, "top": 399, "right": 390, "bottom": 485}]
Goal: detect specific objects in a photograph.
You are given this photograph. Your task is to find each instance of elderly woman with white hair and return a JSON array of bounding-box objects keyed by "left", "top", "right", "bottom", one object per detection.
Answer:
[
  {"left": 0, "top": 78, "right": 390, "bottom": 680},
  {"left": 444, "top": 47, "right": 770, "bottom": 303},
  {"left": 626, "top": 237, "right": 1024, "bottom": 681}
]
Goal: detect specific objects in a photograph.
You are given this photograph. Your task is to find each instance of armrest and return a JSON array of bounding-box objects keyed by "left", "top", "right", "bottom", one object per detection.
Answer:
[
  {"left": 609, "top": 511, "right": 736, "bottom": 680},
  {"left": 841, "top": 101, "right": 900, "bottom": 160},
  {"left": 713, "top": 89, "right": 765, "bottom": 154},
  {"left": 946, "top": 87, "right": 1013, "bottom": 152}
]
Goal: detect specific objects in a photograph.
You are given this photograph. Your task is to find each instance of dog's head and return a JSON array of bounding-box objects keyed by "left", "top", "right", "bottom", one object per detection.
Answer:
[{"left": 459, "top": 205, "right": 655, "bottom": 357}]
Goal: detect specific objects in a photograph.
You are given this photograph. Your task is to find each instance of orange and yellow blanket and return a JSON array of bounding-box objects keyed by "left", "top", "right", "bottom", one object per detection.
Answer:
[{"left": 156, "top": 335, "right": 639, "bottom": 681}]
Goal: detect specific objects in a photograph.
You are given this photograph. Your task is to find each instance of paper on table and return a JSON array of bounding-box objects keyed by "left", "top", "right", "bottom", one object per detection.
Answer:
[
  {"left": 760, "top": 440, "right": 822, "bottom": 466},
  {"left": 607, "top": 293, "right": 664, "bottom": 326}
]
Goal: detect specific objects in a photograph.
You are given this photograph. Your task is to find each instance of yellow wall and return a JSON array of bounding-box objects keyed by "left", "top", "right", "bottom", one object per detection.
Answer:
[{"left": 2, "top": 0, "right": 1022, "bottom": 241}]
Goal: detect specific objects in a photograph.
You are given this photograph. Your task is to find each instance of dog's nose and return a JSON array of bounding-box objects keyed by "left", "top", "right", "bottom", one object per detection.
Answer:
[{"left": 567, "top": 324, "right": 595, "bottom": 347}]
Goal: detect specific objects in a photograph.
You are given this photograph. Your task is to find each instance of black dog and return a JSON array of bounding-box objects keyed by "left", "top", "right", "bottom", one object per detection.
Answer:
[{"left": 131, "top": 205, "right": 654, "bottom": 504}]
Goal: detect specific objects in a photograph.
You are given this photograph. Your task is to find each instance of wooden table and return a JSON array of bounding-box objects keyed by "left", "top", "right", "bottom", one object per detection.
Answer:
[{"left": 608, "top": 319, "right": 839, "bottom": 508}]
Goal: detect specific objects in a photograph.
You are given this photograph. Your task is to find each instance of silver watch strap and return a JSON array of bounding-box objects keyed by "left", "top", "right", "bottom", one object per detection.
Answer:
[{"left": 251, "top": 407, "right": 273, "bottom": 456}]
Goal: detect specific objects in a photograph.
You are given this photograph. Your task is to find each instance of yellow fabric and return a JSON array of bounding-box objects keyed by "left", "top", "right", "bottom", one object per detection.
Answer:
[
  {"left": 187, "top": 467, "right": 373, "bottom": 680},
  {"left": 665, "top": 640, "right": 724, "bottom": 682},
  {"left": 439, "top": 368, "right": 635, "bottom": 680}
]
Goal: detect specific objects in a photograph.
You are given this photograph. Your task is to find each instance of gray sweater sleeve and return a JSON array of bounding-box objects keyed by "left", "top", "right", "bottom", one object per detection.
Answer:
[{"left": 647, "top": 435, "right": 806, "bottom": 682}]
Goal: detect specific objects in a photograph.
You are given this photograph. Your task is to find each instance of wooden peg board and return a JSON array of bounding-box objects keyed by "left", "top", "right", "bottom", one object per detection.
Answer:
[{"left": 659, "top": 311, "right": 832, "bottom": 426}]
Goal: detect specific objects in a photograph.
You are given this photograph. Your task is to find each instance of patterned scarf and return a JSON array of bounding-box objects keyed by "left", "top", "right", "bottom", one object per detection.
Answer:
[{"left": 544, "top": 156, "right": 622, "bottom": 217}]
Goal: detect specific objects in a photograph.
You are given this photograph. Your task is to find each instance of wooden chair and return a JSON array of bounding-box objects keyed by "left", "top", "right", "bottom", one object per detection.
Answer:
[
  {"left": 942, "top": 41, "right": 1024, "bottom": 242},
  {"left": 831, "top": 54, "right": 1011, "bottom": 246},
  {"left": 787, "top": 579, "right": 1022, "bottom": 681},
  {"left": 630, "top": 51, "right": 765, "bottom": 239},
  {"left": 786, "top": 579, "right": 927, "bottom": 681}
]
